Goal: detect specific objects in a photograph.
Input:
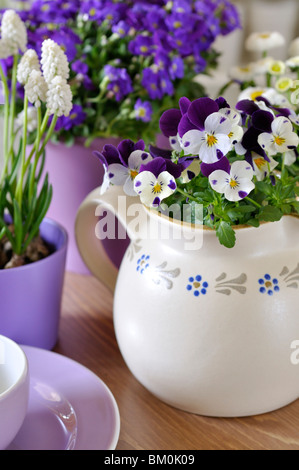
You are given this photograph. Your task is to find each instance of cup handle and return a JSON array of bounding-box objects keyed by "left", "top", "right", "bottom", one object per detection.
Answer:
[{"left": 75, "top": 185, "right": 138, "bottom": 292}]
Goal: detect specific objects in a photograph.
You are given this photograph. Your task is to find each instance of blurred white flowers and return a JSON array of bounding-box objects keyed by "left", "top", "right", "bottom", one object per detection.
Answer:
[
  {"left": 245, "top": 32, "right": 285, "bottom": 53},
  {"left": 1, "top": 10, "right": 27, "bottom": 55},
  {"left": 46, "top": 75, "right": 72, "bottom": 117},
  {"left": 25, "top": 70, "right": 48, "bottom": 108},
  {"left": 17, "top": 49, "right": 40, "bottom": 85},
  {"left": 41, "top": 39, "right": 70, "bottom": 84}
]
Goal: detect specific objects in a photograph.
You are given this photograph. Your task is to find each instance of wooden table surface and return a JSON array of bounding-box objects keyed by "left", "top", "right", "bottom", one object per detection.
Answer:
[{"left": 54, "top": 272, "right": 299, "bottom": 451}]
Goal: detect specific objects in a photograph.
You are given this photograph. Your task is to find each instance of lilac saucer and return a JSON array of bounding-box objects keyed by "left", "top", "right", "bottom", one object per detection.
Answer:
[{"left": 6, "top": 346, "right": 120, "bottom": 450}]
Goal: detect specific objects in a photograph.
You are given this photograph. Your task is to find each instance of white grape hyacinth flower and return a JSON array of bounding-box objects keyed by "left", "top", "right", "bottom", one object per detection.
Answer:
[
  {"left": 17, "top": 49, "right": 40, "bottom": 85},
  {"left": 25, "top": 69, "right": 48, "bottom": 108},
  {"left": 41, "top": 39, "right": 70, "bottom": 84},
  {"left": 0, "top": 38, "right": 11, "bottom": 59},
  {"left": 245, "top": 32, "right": 285, "bottom": 53},
  {"left": 258, "top": 116, "right": 299, "bottom": 156},
  {"left": 46, "top": 75, "right": 72, "bottom": 117},
  {"left": 16, "top": 106, "right": 38, "bottom": 133},
  {"left": 209, "top": 161, "right": 255, "bottom": 202},
  {"left": 1, "top": 10, "right": 27, "bottom": 55}
]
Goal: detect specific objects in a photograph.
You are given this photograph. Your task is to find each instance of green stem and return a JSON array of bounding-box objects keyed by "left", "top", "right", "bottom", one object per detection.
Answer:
[
  {"left": 176, "top": 187, "right": 200, "bottom": 204},
  {"left": 8, "top": 55, "right": 18, "bottom": 158},
  {"left": 28, "top": 106, "right": 42, "bottom": 200},
  {"left": 245, "top": 196, "right": 262, "bottom": 208},
  {"left": 0, "top": 65, "right": 10, "bottom": 184},
  {"left": 24, "top": 110, "right": 51, "bottom": 171},
  {"left": 15, "top": 95, "right": 29, "bottom": 208}
]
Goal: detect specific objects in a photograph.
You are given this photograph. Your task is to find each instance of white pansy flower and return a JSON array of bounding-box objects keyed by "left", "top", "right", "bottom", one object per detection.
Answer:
[
  {"left": 17, "top": 49, "right": 40, "bottom": 85},
  {"left": 41, "top": 39, "right": 69, "bottom": 84},
  {"left": 0, "top": 38, "right": 10, "bottom": 59},
  {"left": 258, "top": 116, "right": 299, "bottom": 156},
  {"left": 180, "top": 160, "right": 201, "bottom": 183},
  {"left": 25, "top": 70, "right": 47, "bottom": 108},
  {"left": 252, "top": 153, "right": 278, "bottom": 181},
  {"left": 286, "top": 56, "right": 299, "bottom": 69},
  {"left": 268, "top": 60, "right": 286, "bottom": 76},
  {"left": 229, "top": 64, "right": 255, "bottom": 82},
  {"left": 106, "top": 150, "right": 153, "bottom": 196},
  {"left": 1, "top": 10, "right": 27, "bottom": 55},
  {"left": 169, "top": 135, "right": 183, "bottom": 152},
  {"left": 134, "top": 170, "right": 177, "bottom": 208},
  {"left": 283, "top": 150, "right": 297, "bottom": 166},
  {"left": 209, "top": 161, "right": 255, "bottom": 202},
  {"left": 238, "top": 87, "right": 290, "bottom": 107},
  {"left": 251, "top": 57, "right": 274, "bottom": 75},
  {"left": 245, "top": 32, "right": 285, "bottom": 53},
  {"left": 16, "top": 106, "right": 38, "bottom": 133},
  {"left": 219, "top": 108, "right": 243, "bottom": 145},
  {"left": 46, "top": 75, "right": 72, "bottom": 116},
  {"left": 289, "top": 38, "right": 299, "bottom": 58},
  {"left": 275, "top": 77, "right": 293, "bottom": 93},
  {"left": 181, "top": 112, "right": 232, "bottom": 164}
]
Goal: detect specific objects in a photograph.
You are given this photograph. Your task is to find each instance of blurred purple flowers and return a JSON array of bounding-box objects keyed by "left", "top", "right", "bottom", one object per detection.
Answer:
[{"left": 5, "top": 0, "right": 241, "bottom": 141}]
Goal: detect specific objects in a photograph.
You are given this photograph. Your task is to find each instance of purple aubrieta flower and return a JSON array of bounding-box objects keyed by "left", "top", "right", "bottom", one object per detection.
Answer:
[
  {"left": 104, "top": 65, "right": 133, "bottom": 101},
  {"left": 128, "top": 35, "right": 156, "bottom": 57},
  {"left": 54, "top": 104, "right": 86, "bottom": 131},
  {"left": 112, "top": 20, "right": 130, "bottom": 37},
  {"left": 134, "top": 99, "right": 153, "bottom": 122}
]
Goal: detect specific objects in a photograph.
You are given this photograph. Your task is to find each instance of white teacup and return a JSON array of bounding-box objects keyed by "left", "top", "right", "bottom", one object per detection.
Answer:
[{"left": 0, "top": 335, "right": 29, "bottom": 449}]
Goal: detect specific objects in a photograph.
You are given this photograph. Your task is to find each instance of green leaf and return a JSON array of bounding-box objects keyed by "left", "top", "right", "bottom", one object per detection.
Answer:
[
  {"left": 216, "top": 221, "right": 236, "bottom": 248},
  {"left": 257, "top": 205, "right": 283, "bottom": 222}
]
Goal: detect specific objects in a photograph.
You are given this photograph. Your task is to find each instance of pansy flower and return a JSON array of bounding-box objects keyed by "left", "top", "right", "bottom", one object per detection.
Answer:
[
  {"left": 209, "top": 160, "right": 255, "bottom": 202},
  {"left": 251, "top": 152, "right": 278, "bottom": 181},
  {"left": 258, "top": 116, "right": 299, "bottom": 156},
  {"left": 181, "top": 112, "right": 232, "bottom": 164},
  {"left": 95, "top": 139, "right": 152, "bottom": 196},
  {"left": 134, "top": 157, "right": 180, "bottom": 208}
]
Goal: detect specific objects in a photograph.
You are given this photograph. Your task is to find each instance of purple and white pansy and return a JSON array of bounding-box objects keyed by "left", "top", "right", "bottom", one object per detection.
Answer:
[
  {"left": 96, "top": 94, "right": 299, "bottom": 208},
  {"left": 209, "top": 161, "right": 255, "bottom": 202},
  {"left": 134, "top": 157, "right": 178, "bottom": 207}
]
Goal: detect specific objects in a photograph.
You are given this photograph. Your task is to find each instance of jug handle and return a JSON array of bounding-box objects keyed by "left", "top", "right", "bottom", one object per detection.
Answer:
[{"left": 75, "top": 185, "right": 139, "bottom": 292}]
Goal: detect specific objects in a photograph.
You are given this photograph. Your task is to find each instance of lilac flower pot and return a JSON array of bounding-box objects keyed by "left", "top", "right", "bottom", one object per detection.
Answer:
[
  {"left": 0, "top": 218, "right": 67, "bottom": 350},
  {"left": 44, "top": 137, "right": 125, "bottom": 274}
]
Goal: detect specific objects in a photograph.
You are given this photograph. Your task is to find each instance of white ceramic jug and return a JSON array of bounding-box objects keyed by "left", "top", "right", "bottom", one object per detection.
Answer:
[{"left": 75, "top": 184, "right": 299, "bottom": 417}]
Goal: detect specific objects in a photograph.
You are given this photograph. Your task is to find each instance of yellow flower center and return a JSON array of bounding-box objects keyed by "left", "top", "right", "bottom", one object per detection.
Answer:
[
  {"left": 130, "top": 169, "right": 139, "bottom": 180},
  {"left": 228, "top": 131, "right": 234, "bottom": 139},
  {"left": 89, "top": 8, "right": 96, "bottom": 16},
  {"left": 259, "top": 33, "right": 270, "bottom": 39},
  {"left": 152, "top": 183, "right": 162, "bottom": 194},
  {"left": 254, "top": 157, "right": 266, "bottom": 170},
  {"left": 206, "top": 134, "right": 218, "bottom": 147},
  {"left": 229, "top": 179, "right": 239, "bottom": 188},
  {"left": 70, "top": 113, "right": 77, "bottom": 120},
  {"left": 265, "top": 281, "right": 272, "bottom": 288},
  {"left": 140, "top": 46, "right": 148, "bottom": 53},
  {"left": 137, "top": 108, "right": 146, "bottom": 117},
  {"left": 174, "top": 21, "right": 182, "bottom": 28},
  {"left": 240, "top": 66, "right": 250, "bottom": 72},
  {"left": 274, "top": 135, "right": 286, "bottom": 146},
  {"left": 42, "top": 4, "right": 50, "bottom": 11},
  {"left": 250, "top": 90, "right": 265, "bottom": 101}
]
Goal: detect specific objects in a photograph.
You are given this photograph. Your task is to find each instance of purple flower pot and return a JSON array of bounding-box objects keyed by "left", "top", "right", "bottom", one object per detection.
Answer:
[
  {"left": 44, "top": 138, "right": 125, "bottom": 274},
  {"left": 0, "top": 218, "right": 67, "bottom": 350}
]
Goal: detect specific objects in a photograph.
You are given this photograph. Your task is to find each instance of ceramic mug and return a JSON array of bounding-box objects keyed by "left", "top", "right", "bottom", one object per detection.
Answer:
[{"left": 0, "top": 335, "right": 30, "bottom": 449}]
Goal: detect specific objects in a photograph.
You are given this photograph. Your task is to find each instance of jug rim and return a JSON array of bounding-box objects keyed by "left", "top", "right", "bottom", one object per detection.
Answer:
[{"left": 144, "top": 206, "right": 299, "bottom": 232}]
